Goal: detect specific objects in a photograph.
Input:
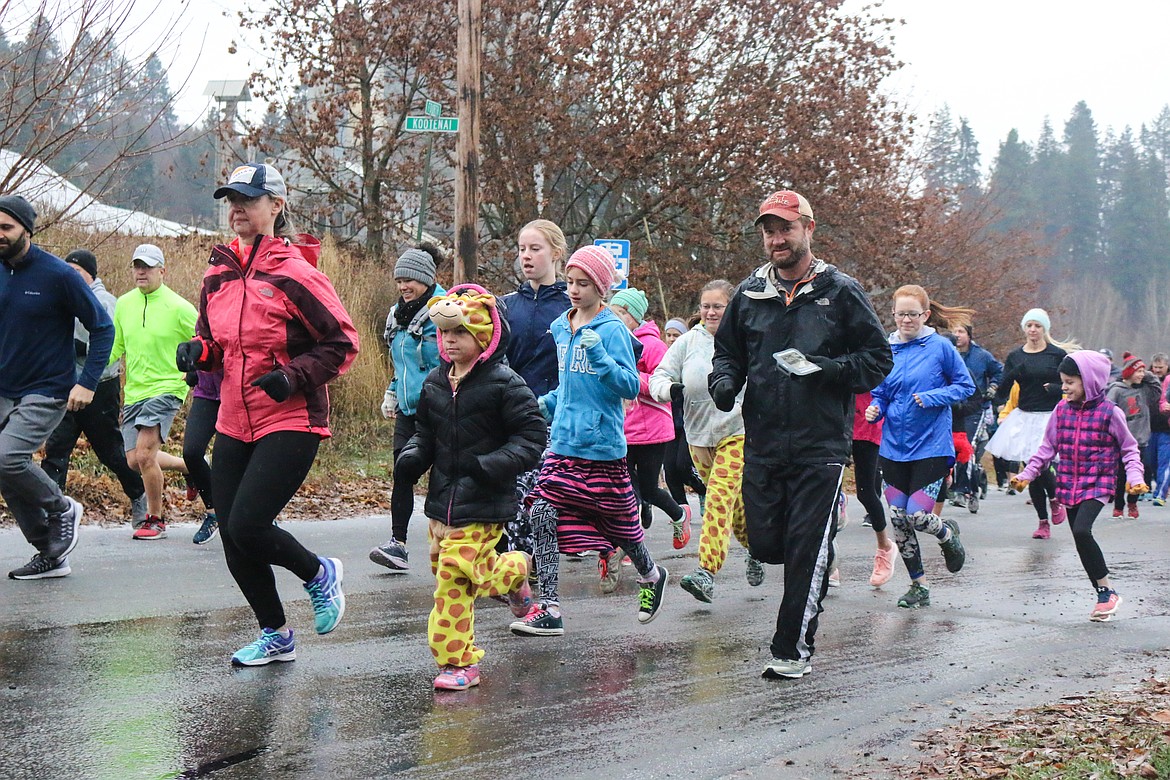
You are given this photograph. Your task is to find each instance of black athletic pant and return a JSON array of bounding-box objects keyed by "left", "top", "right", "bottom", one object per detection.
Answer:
[
  {"left": 850, "top": 440, "right": 886, "bottom": 532},
  {"left": 1067, "top": 499, "right": 1108, "bottom": 582},
  {"left": 626, "top": 442, "right": 684, "bottom": 521},
  {"left": 40, "top": 377, "right": 144, "bottom": 500},
  {"left": 663, "top": 434, "right": 705, "bottom": 506},
  {"left": 993, "top": 457, "right": 1016, "bottom": 488},
  {"left": 391, "top": 413, "right": 418, "bottom": 542},
  {"left": 213, "top": 431, "right": 322, "bottom": 630},
  {"left": 1030, "top": 468, "right": 1057, "bottom": 520},
  {"left": 182, "top": 397, "right": 218, "bottom": 509},
  {"left": 743, "top": 460, "right": 842, "bottom": 662},
  {"left": 1113, "top": 446, "right": 1146, "bottom": 511}
]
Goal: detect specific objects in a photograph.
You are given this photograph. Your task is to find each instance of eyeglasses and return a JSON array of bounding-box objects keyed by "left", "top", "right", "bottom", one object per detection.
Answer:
[
  {"left": 892, "top": 311, "right": 925, "bottom": 320},
  {"left": 699, "top": 303, "right": 726, "bottom": 312}
]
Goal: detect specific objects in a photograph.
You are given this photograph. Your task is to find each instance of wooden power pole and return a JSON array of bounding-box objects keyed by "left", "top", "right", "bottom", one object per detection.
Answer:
[{"left": 454, "top": 0, "right": 481, "bottom": 283}]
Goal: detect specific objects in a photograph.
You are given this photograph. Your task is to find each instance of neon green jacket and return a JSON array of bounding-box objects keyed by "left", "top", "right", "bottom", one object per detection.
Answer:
[{"left": 109, "top": 284, "right": 197, "bottom": 405}]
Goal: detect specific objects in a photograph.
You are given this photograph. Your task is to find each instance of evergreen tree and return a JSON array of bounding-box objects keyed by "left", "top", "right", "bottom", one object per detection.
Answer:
[
  {"left": 954, "top": 117, "right": 982, "bottom": 209},
  {"left": 923, "top": 104, "right": 958, "bottom": 194},
  {"left": 1060, "top": 101, "right": 1101, "bottom": 273},
  {"left": 987, "top": 128, "right": 1035, "bottom": 234},
  {"left": 1029, "top": 118, "right": 1066, "bottom": 266}
]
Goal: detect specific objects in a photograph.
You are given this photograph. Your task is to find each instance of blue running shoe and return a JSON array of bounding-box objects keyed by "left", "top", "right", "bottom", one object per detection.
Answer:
[
  {"left": 192, "top": 512, "right": 218, "bottom": 545},
  {"left": 304, "top": 556, "right": 345, "bottom": 634},
  {"left": 231, "top": 628, "right": 296, "bottom": 666}
]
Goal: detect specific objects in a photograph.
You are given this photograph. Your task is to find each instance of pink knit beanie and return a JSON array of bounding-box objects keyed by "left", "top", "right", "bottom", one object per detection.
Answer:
[{"left": 565, "top": 246, "right": 617, "bottom": 293}]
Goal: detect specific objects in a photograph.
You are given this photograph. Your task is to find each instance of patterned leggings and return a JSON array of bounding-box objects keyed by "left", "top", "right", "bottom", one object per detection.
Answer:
[
  {"left": 690, "top": 436, "right": 749, "bottom": 575},
  {"left": 881, "top": 456, "right": 952, "bottom": 580},
  {"left": 428, "top": 519, "right": 527, "bottom": 668}
]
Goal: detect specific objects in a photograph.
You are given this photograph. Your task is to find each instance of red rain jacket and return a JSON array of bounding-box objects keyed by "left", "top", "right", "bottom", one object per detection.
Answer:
[{"left": 193, "top": 234, "right": 359, "bottom": 442}]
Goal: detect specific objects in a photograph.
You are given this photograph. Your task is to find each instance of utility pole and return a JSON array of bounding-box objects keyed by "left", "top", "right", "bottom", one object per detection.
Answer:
[{"left": 454, "top": 0, "right": 481, "bottom": 283}]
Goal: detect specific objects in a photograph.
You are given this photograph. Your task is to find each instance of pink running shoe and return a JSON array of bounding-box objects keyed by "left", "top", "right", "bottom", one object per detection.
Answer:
[
  {"left": 1032, "top": 521, "right": 1051, "bottom": 540},
  {"left": 869, "top": 544, "right": 896, "bottom": 587},
  {"left": 434, "top": 664, "right": 480, "bottom": 690},
  {"left": 1050, "top": 501, "right": 1067, "bottom": 525},
  {"left": 1128, "top": 504, "right": 1140, "bottom": 519},
  {"left": 672, "top": 505, "right": 692, "bottom": 550},
  {"left": 1090, "top": 590, "right": 1122, "bottom": 622}
]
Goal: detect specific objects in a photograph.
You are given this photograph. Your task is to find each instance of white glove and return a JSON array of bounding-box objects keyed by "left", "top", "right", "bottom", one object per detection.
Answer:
[
  {"left": 579, "top": 329, "right": 601, "bottom": 348},
  {"left": 381, "top": 388, "right": 398, "bottom": 419}
]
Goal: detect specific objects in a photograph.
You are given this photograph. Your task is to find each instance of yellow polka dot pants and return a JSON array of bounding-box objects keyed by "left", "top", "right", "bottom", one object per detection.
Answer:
[
  {"left": 689, "top": 435, "right": 748, "bottom": 575},
  {"left": 427, "top": 519, "right": 527, "bottom": 668}
]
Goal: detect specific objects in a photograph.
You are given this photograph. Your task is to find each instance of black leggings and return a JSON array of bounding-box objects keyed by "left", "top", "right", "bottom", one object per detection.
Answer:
[
  {"left": 1030, "top": 468, "right": 1057, "bottom": 520},
  {"left": 391, "top": 413, "right": 418, "bottom": 542},
  {"left": 1067, "top": 499, "right": 1108, "bottom": 582},
  {"left": 663, "top": 433, "right": 705, "bottom": 505},
  {"left": 851, "top": 440, "right": 886, "bottom": 533},
  {"left": 182, "top": 397, "right": 218, "bottom": 509},
  {"left": 626, "top": 442, "right": 683, "bottom": 521},
  {"left": 1114, "top": 448, "right": 1146, "bottom": 511},
  {"left": 213, "top": 431, "right": 322, "bottom": 630}
]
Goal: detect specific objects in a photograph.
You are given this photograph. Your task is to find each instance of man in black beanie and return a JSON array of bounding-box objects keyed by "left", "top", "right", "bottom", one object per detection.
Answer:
[{"left": 0, "top": 200, "right": 115, "bottom": 579}]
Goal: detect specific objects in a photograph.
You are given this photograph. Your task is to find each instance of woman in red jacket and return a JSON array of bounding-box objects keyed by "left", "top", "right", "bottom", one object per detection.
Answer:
[{"left": 176, "top": 163, "right": 360, "bottom": 666}]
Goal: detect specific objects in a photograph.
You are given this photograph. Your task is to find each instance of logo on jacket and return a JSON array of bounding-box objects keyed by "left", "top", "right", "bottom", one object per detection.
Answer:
[
  {"left": 260, "top": 287, "right": 274, "bottom": 298},
  {"left": 558, "top": 344, "right": 597, "bottom": 376},
  {"left": 815, "top": 298, "right": 830, "bottom": 305}
]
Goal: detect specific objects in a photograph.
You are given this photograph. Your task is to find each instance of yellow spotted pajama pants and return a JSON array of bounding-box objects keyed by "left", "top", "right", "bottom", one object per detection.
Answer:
[
  {"left": 689, "top": 435, "right": 748, "bottom": 575},
  {"left": 428, "top": 519, "right": 527, "bottom": 668}
]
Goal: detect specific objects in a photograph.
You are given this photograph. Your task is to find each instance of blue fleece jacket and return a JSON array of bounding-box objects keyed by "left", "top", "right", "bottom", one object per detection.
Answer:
[
  {"left": 384, "top": 283, "right": 446, "bottom": 416},
  {"left": 540, "top": 306, "right": 640, "bottom": 460},
  {"left": 870, "top": 327, "right": 976, "bottom": 463},
  {"left": 0, "top": 244, "right": 114, "bottom": 400},
  {"left": 500, "top": 280, "right": 571, "bottom": 398},
  {"left": 960, "top": 340, "right": 1003, "bottom": 401}
]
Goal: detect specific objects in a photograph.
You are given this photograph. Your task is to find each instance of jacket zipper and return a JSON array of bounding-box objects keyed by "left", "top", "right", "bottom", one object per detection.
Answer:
[
  {"left": 141, "top": 293, "right": 148, "bottom": 327},
  {"left": 446, "top": 381, "right": 460, "bottom": 523}
]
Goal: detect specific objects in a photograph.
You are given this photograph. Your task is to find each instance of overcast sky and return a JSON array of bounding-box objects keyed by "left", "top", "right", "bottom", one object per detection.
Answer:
[{"left": 166, "top": 0, "right": 1170, "bottom": 169}]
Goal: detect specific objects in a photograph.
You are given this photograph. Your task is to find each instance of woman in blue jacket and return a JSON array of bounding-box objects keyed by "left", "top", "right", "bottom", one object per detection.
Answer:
[
  {"left": 865, "top": 285, "right": 975, "bottom": 610},
  {"left": 370, "top": 245, "right": 446, "bottom": 572}
]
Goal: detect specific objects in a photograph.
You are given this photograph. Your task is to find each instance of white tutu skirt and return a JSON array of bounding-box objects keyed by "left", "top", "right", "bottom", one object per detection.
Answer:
[{"left": 986, "top": 409, "right": 1052, "bottom": 463}]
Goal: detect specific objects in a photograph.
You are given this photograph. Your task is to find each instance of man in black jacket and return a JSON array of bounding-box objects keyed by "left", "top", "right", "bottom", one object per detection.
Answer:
[{"left": 709, "top": 190, "right": 892, "bottom": 679}]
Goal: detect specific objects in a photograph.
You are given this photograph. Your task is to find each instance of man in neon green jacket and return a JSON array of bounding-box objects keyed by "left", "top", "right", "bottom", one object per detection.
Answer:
[{"left": 109, "top": 244, "right": 196, "bottom": 540}]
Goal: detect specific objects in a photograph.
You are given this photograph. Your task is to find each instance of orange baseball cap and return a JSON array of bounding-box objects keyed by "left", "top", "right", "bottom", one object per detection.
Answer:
[{"left": 754, "top": 190, "right": 814, "bottom": 224}]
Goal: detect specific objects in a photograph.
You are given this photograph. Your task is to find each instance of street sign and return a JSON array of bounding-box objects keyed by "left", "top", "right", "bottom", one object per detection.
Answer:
[
  {"left": 593, "top": 239, "right": 630, "bottom": 290},
  {"left": 425, "top": 100, "right": 442, "bottom": 118},
  {"left": 404, "top": 116, "right": 459, "bottom": 133}
]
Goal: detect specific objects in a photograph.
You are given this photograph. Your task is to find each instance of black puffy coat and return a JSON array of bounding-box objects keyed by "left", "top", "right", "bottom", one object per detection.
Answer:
[{"left": 399, "top": 293, "right": 547, "bottom": 526}]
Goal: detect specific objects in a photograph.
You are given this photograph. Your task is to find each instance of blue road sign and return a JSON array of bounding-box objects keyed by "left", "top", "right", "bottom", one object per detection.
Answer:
[{"left": 593, "top": 239, "right": 630, "bottom": 290}]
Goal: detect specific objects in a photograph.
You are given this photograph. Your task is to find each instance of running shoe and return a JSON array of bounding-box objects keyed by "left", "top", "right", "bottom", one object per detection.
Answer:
[
  {"left": 939, "top": 519, "right": 965, "bottom": 573},
  {"left": 130, "top": 493, "right": 147, "bottom": 528},
  {"left": 897, "top": 582, "right": 931, "bottom": 609},
  {"left": 304, "top": 556, "right": 345, "bottom": 634},
  {"left": 132, "top": 517, "right": 167, "bottom": 540},
  {"left": 231, "top": 628, "right": 296, "bottom": 666},
  {"left": 762, "top": 657, "right": 811, "bottom": 679},
  {"left": 507, "top": 555, "right": 534, "bottom": 617},
  {"left": 599, "top": 548, "right": 623, "bottom": 594},
  {"left": 637, "top": 565, "right": 668, "bottom": 624},
  {"left": 1112, "top": 508, "right": 1124, "bottom": 518},
  {"left": 967, "top": 492, "right": 979, "bottom": 514},
  {"left": 1050, "top": 501, "right": 1067, "bottom": 525},
  {"left": 869, "top": 544, "right": 896, "bottom": 587},
  {"left": 509, "top": 602, "right": 564, "bottom": 636},
  {"left": 1128, "top": 504, "right": 1140, "bottom": 519},
  {"left": 1032, "top": 521, "right": 1051, "bottom": 540},
  {"left": 1090, "top": 589, "right": 1122, "bottom": 622},
  {"left": 950, "top": 495, "right": 967, "bottom": 508},
  {"left": 1006, "top": 487, "right": 1017, "bottom": 496},
  {"left": 8, "top": 553, "right": 70, "bottom": 580},
  {"left": 192, "top": 512, "right": 218, "bottom": 545},
  {"left": 698, "top": 494, "right": 706, "bottom": 518},
  {"left": 1154, "top": 498, "right": 1166, "bottom": 507},
  {"left": 434, "top": 664, "right": 480, "bottom": 690},
  {"left": 184, "top": 474, "right": 199, "bottom": 502},
  {"left": 369, "top": 538, "right": 410, "bottom": 571},
  {"left": 837, "top": 493, "right": 850, "bottom": 529},
  {"left": 746, "top": 556, "right": 766, "bottom": 587},
  {"left": 45, "top": 497, "right": 82, "bottom": 561},
  {"left": 640, "top": 502, "right": 653, "bottom": 529},
  {"left": 671, "top": 505, "right": 692, "bottom": 549},
  {"left": 680, "top": 568, "right": 714, "bottom": 603},
  {"left": 827, "top": 568, "right": 841, "bottom": 588},
  {"left": 861, "top": 513, "right": 873, "bottom": 529}
]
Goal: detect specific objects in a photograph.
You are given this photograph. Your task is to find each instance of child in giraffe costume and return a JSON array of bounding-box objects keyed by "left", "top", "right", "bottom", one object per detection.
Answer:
[
  {"left": 650, "top": 279, "right": 762, "bottom": 602},
  {"left": 395, "top": 284, "right": 547, "bottom": 690}
]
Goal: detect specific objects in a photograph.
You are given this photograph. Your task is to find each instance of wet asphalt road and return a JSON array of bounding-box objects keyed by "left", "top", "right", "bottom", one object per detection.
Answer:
[{"left": 3, "top": 490, "right": 1170, "bottom": 780}]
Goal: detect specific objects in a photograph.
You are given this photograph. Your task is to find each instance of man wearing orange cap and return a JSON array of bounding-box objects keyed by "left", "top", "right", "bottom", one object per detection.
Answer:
[{"left": 709, "top": 190, "right": 892, "bottom": 679}]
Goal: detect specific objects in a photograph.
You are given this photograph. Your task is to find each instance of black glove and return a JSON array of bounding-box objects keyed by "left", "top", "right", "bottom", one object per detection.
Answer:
[
  {"left": 176, "top": 339, "right": 204, "bottom": 372},
  {"left": 710, "top": 376, "right": 737, "bottom": 412},
  {"left": 459, "top": 451, "right": 486, "bottom": 482},
  {"left": 394, "top": 452, "right": 425, "bottom": 484},
  {"left": 669, "top": 383, "right": 684, "bottom": 404},
  {"left": 74, "top": 338, "right": 88, "bottom": 359},
  {"left": 184, "top": 371, "right": 199, "bottom": 388},
  {"left": 799, "top": 355, "right": 843, "bottom": 384},
  {"left": 251, "top": 369, "right": 292, "bottom": 402}
]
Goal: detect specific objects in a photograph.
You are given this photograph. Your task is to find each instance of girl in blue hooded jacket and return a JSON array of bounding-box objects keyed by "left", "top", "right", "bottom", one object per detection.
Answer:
[{"left": 866, "top": 285, "right": 975, "bottom": 610}]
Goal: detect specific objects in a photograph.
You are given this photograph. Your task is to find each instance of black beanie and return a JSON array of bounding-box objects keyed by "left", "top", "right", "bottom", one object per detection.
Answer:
[
  {"left": 0, "top": 195, "right": 36, "bottom": 234},
  {"left": 64, "top": 249, "right": 98, "bottom": 278},
  {"left": 1059, "top": 355, "right": 1080, "bottom": 377}
]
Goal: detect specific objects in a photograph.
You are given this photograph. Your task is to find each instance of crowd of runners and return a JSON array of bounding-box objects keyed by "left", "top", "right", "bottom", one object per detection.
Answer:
[{"left": 0, "top": 171, "right": 1160, "bottom": 691}]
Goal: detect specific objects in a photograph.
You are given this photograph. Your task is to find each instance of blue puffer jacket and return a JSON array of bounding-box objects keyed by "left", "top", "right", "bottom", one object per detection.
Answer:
[
  {"left": 384, "top": 284, "right": 446, "bottom": 416},
  {"left": 870, "top": 327, "right": 975, "bottom": 463},
  {"left": 499, "top": 281, "right": 571, "bottom": 398}
]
